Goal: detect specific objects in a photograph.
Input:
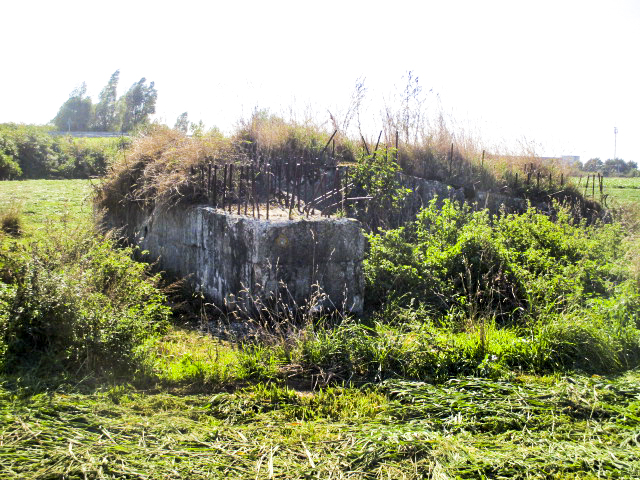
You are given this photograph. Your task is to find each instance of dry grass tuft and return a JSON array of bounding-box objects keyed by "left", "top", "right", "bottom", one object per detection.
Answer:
[
  {"left": 0, "top": 200, "right": 22, "bottom": 236},
  {"left": 234, "top": 109, "right": 356, "bottom": 166},
  {"left": 95, "top": 125, "right": 241, "bottom": 212}
]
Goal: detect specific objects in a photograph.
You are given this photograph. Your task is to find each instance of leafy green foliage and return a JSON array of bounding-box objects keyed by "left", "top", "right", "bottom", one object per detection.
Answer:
[
  {"left": 0, "top": 151, "right": 21, "bottom": 179},
  {"left": 1, "top": 178, "right": 639, "bottom": 478},
  {"left": 366, "top": 199, "right": 631, "bottom": 321},
  {"left": 6, "top": 124, "right": 60, "bottom": 178},
  {"left": 348, "top": 148, "right": 411, "bottom": 229},
  {"left": 0, "top": 126, "right": 22, "bottom": 179},
  {"left": 52, "top": 82, "right": 94, "bottom": 131},
  {"left": 0, "top": 124, "right": 125, "bottom": 179},
  {"left": 52, "top": 72, "right": 157, "bottom": 133},
  {"left": 0, "top": 229, "right": 170, "bottom": 376},
  {"left": 121, "top": 78, "right": 158, "bottom": 132},
  {"left": 174, "top": 111, "right": 189, "bottom": 133},
  {"left": 92, "top": 70, "right": 120, "bottom": 131},
  {"left": 583, "top": 157, "right": 639, "bottom": 177}
]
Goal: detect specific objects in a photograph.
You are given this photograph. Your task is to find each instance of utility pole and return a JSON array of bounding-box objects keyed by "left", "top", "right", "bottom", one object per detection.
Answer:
[{"left": 614, "top": 127, "right": 618, "bottom": 161}]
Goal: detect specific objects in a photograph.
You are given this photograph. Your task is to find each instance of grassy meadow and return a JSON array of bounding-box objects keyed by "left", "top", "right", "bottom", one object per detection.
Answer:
[
  {"left": 0, "top": 179, "right": 91, "bottom": 233},
  {"left": 603, "top": 176, "right": 640, "bottom": 205},
  {"left": 573, "top": 175, "right": 640, "bottom": 206},
  {"left": 1, "top": 176, "right": 640, "bottom": 478}
]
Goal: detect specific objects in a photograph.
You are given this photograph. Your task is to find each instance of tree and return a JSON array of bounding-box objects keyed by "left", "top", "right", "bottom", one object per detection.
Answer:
[
  {"left": 583, "top": 158, "right": 603, "bottom": 172},
  {"left": 604, "top": 158, "right": 626, "bottom": 176},
  {"left": 52, "top": 83, "right": 94, "bottom": 131},
  {"left": 0, "top": 150, "right": 21, "bottom": 179},
  {"left": 189, "top": 120, "right": 206, "bottom": 137},
  {"left": 174, "top": 112, "right": 189, "bottom": 133},
  {"left": 92, "top": 70, "right": 120, "bottom": 131},
  {"left": 121, "top": 78, "right": 157, "bottom": 132},
  {"left": 0, "top": 129, "right": 22, "bottom": 179},
  {"left": 584, "top": 158, "right": 640, "bottom": 177}
]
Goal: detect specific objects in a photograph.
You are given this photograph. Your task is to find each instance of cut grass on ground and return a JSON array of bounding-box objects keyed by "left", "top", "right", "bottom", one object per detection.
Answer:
[{"left": 1, "top": 372, "right": 639, "bottom": 479}]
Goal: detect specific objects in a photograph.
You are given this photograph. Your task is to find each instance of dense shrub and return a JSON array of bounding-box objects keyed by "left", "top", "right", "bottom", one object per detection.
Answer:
[
  {"left": 0, "top": 152, "right": 21, "bottom": 179},
  {"left": 0, "top": 228, "right": 170, "bottom": 376},
  {"left": 366, "top": 199, "right": 630, "bottom": 322},
  {"left": 0, "top": 123, "right": 125, "bottom": 179},
  {"left": 346, "top": 149, "right": 411, "bottom": 230}
]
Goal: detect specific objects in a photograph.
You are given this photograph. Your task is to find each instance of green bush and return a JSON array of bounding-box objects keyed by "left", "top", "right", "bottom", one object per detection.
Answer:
[
  {"left": 0, "top": 230, "right": 170, "bottom": 376},
  {"left": 0, "top": 152, "right": 21, "bottom": 179},
  {"left": 347, "top": 148, "right": 411, "bottom": 230},
  {"left": 366, "top": 199, "right": 631, "bottom": 323},
  {"left": 0, "top": 123, "right": 125, "bottom": 179},
  {"left": 329, "top": 199, "right": 640, "bottom": 378}
]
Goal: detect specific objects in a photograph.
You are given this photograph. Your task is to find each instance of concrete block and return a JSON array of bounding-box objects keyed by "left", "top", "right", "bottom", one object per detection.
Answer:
[{"left": 103, "top": 205, "right": 365, "bottom": 313}]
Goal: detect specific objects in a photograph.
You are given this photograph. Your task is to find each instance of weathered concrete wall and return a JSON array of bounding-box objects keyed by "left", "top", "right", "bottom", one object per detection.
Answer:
[{"left": 103, "top": 205, "right": 365, "bottom": 313}]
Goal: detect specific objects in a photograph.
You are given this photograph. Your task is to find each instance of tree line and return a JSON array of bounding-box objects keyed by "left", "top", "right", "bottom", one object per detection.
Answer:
[
  {"left": 0, "top": 123, "right": 128, "bottom": 180},
  {"left": 581, "top": 158, "right": 639, "bottom": 177},
  {"left": 52, "top": 71, "right": 157, "bottom": 133}
]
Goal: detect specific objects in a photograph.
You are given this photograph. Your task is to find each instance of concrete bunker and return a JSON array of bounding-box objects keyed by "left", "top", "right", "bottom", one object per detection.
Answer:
[{"left": 104, "top": 203, "right": 365, "bottom": 314}]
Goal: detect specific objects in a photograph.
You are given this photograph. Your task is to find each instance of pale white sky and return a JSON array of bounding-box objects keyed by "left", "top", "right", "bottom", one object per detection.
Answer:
[{"left": 1, "top": 0, "right": 639, "bottom": 162}]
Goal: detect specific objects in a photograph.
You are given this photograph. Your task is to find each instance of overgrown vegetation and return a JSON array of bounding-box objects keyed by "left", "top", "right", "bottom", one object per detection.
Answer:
[
  {"left": 94, "top": 117, "right": 586, "bottom": 229},
  {"left": 0, "top": 202, "right": 22, "bottom": 237},
  {"left": 0, "top": 209, "right": 170, "bottom": 377},
  {"left": 95, "top": 126, "right": 237, "bottom": 213},
  {"left": 235, "top": 109, "right": 356, "bottom": 165},
  {"left": 366, "top": 199, "right": 632, "bottom": 317},
  {"left": 1, "top": 171, "right": 639, "bottom": 476},
  {"left": 88, "top": 120, "right": 639, "bottom": 383}
]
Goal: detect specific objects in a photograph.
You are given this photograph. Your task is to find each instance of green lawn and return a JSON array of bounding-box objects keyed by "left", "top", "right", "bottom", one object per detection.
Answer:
[
  {"left": 572, "top": 176, "right": 640, "bottom": 205},
  {"left": 0, "top": 179, "right": 92, "bottom": 233},
  {"left": 602, "top": 176, "right": 640, "bottom": 205}
]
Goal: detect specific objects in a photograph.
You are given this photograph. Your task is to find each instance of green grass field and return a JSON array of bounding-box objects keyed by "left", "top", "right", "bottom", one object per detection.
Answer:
[
  {"left": 1, "top": 179, "right": 640, "bottom": 479},
  {"left": 573, "top": 176, "right": 640, "bottom": 205},
  {"left": 603, "top": 176, "right": 640, "bottom": 205},
  {"left": 0, "top": 179, "right": 92, "bottom": 233}
]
